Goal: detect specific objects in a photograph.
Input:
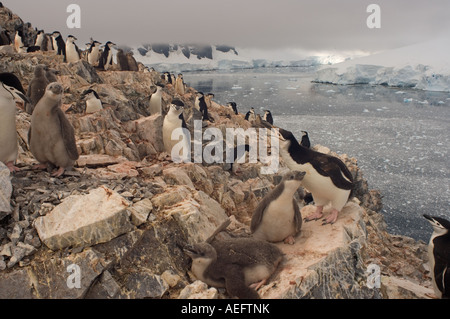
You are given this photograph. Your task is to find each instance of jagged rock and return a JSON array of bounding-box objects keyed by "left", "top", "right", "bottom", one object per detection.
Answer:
[
  {"left": 0, "top": 162, "right": 12, "bottom": 217},
  {"left": 123, "top": 271, "right": 169, "bottom": 299},
  {"left": 85, "top": 271, "right": 121, "bottom": 299},
  {"left": 161, "top": 270, "right": 181, "bottom": 288},
  {"left": 0, "top": 269, "right": 34, "bottom": 299},
  {"left": 132, "top": 114, "right": 165, "bottom": 156},
  {"left": 30, "top": 249, "right": 105, "bottom": 299},
  {"left": 128, "top": 198, "right": 153, "bottom": 226},
  {"left": 34, "top": 186, "right": 134, "bottom": 250},
  {"left": 381, "top": 276, "right": 433, "bottom": 299},
  {"left": 69, "top": 60, "right": 103, "bottom": 84},
  {"left": 163, "top": 167, "right": 195, "bottom": 189},
  {"left": 178, "top": 281, "right": 219, "bottom": 299}
]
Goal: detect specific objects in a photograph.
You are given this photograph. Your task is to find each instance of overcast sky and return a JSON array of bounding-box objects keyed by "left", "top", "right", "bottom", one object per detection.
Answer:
[{"left": 5, "top": 0, "right": 450, "bottom": 53}]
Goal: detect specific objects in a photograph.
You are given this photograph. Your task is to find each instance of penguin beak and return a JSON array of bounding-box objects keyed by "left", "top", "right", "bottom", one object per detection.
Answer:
[
  {"left": 423, "top": 214, "right": 433, "bottom": 222},
  {"left": 16, "top": 91, "right": 31, "bottom": 104}
]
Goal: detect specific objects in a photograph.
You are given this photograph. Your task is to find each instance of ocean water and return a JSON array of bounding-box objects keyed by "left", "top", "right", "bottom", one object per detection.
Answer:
[{"left": 184, "top": 67, "right": 450, "bottom": 242}]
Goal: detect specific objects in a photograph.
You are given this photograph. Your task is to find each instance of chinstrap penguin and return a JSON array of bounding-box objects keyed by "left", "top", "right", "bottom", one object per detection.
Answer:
[
  {"left": 98, "top": 41, "right": 115, "bottom": 70},
  {"left": 87, "top": 40, "right": 102, "bottom": 66},
  {"left": 263, "top": 110, "right": 274, "bottom": 125},
  {"left": 245, "top": 107, "right": 257, "bottom": 122},
  {"left": 162, "top": 99, "right": 190, "bottom": 162},
  {"left": 81, "top": 89, "right": 103, "bottom": 114},
  {"left": 184, "top": 237, "right": 283, "bottom": 299},
  {"left": 51, "top": 31, "right": 66, "bottom": 58},
  {"left": 424, "top": 215, "right": 450, "bottom": 299},
  {"left": 251, "top": 171, "right": 306, "bottom": 244},
  {"left": 29, "top": 82, "right": 79, "bottom": 177},
  {"left": 0, "top": 73, "right": 31, "bottom": 172},
  {"left": 227, "top": 102, "right": 238, "bottom": 115},
  {"left": 276, "top": 128, "right": 353, "bottom": 225},
  {"left": 148, "top": 84, "right": 164, "bottom": 115},
  {"left": 65, "top": 35, "right": 80, "bottom": 63}
]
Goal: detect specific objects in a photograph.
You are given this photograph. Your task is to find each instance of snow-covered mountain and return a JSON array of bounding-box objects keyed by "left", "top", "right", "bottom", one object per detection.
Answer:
[
  {"left": 131, "top": 44, "right": 352, "bottom": 72},
  {"left": 314, "top": 37, "right": 450, "bottom": 92}
]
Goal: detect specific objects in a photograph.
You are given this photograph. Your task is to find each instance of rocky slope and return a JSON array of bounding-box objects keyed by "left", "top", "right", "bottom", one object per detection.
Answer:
[{"left": 0, "top": 6, "right": 435, "bottom": 300}]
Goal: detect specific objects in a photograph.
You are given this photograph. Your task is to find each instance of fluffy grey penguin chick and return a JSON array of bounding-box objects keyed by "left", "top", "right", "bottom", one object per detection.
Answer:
[
  {"left": 29, "top": 82, "right": 79, "bottom": 177},
  {"left": 184, "top": 237, "right": 284, "bottom": 299}
]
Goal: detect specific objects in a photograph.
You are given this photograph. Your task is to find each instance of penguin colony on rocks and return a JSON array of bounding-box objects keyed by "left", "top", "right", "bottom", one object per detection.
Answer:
[{"left": 1, "top": 7, "right": 447, "bottom": 300}]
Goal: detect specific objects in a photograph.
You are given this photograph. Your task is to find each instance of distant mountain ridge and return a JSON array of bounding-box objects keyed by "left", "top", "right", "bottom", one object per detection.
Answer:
[{"left": 131, "top": 43, "right": 336, "bottom": 72}]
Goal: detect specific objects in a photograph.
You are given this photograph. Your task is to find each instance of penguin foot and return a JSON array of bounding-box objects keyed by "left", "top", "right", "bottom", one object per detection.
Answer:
[
  {"left": 322, "top": 210, "right": 339, "bottom": 225},
  {"left": 305, "top": 206, "right": 324, "bottom": 222},
  {"left": 32, "top": 164, "right": 48, "bottom": 170},
  {"left": 51, "top": 167, "right": 65, "bottom": 177},
  {"left": 249, "top": 279, "right": 267, "bottom": 291},
  {"left": 6, "top": 162, "right": 20, "bottom": 173},
  {"left": 283, "top": 236, "right": 296, "bottom": 245}
]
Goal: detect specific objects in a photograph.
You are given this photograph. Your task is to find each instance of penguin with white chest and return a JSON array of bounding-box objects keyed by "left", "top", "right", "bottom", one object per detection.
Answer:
[
  {"left": 276, "top": 128, "right": 353, "bottom": 225},
  {"left": 263, "top": 110, "right": 273, "bottom": 125},
  {"left": 424, "top": 215, "right": 450, "bottom": 299},
  {"left": 65, "top": 35, "right": 80, "bottom": 63},
  {"left": 163, "top": 99, "right": 190, "bottom": 163},
  {"left": 87, "top": 40, "right": 102, "bottom": 66},
  {"left": 81, "top": 89, "right": 103, "bottom": 114},
  {"left": 251, "top": 171, "right": 306, "bottom": 244},
  {"left": 29, "top": 83, "right": 79, "bottom": 177},
  {"left": 98, "top": 41, "right": 116, "bottom": 71},
  {"left": 148, "top": 84, "right": 164, "bottom": 115},
  {"left": 51, "top": 31, "right": 66, "bottom": 58},
  {"left": 0, "top": 73, "right": 31, "bottom": 172}
]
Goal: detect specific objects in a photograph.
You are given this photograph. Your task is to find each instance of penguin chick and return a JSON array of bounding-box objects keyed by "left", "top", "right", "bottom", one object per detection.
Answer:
[
  {"left": 184, "top": 238, "right": 283, "bottom": 299},
  {"left": 251, "top": 171, "right": 306, "bottom": 244},
  {"left": 0, "top": 73, "right": 31, "bottom": 172},
  {"left": 25, "top": 64, "right": 49, "bottom": 114},
  {"left": 277, "top": 128, "right": 353, "bottom": 225},
  {"left": 29, "top": 82, "right": 79, "bottom": 177},
  {"left": 424, "top": 215, "right": 450, "bottom": 299}
]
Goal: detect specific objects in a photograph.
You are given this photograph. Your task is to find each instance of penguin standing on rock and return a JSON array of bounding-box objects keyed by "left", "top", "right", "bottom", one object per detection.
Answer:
[
  {"left": 51, "top": 31, "right": 66, "bottom": 58},
  {"left": 245, "top": 107, "right": 257, "bottom": 122},
  {"left": 276, "top": 128, "right": 353, "bottom": 225},
  {"left": 25, "top": 64, "right": 49, "bottom": 114},
  {"left": 116, "top": 49, "right": 129, "bottom": 71},
  {"left": 29, "top": 83, "right": 79, "bottom": 177},
  {"left": 163, "top": 99, "right": 190, "bottom": 162},
  {"left": 263, "top": 110, "right": 273, "bottom": 125},
  {"left": 126, "top": 51, "right": 139, "bottom": 71},
  {"left": 98, "top": 41, "right": 115, "bottom": 71},
  {"left": 194, "top": 92, "right": 212, "bottom": 122},
  {"left": 251, "top": 171, "right": 306, "bottom": 244},
  {"left": 227, "top": 102, "right": 238, "bottom": 115},
  {"left": 0, "top": 73, "right": 31, "bottom": 172},
  {"left": 81, "top": 89, "right": 103, "bottom": 114},
  {"left": 424, "top": 215, "right": 450, "bottom": 299},
  {"left": 87, "top": 40, "right": 102, "bottom": 66},
  {"left": 65, "top": 35, "right": 80, "bottom": 63},
  {"left": 148, "top": 84, "right": 164, "bottom": 115}
]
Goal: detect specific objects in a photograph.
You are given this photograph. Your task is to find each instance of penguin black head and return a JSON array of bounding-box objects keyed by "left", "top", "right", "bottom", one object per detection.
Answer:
[
  {"left": 0, "top": 73, "right": 30, "bottom": 103},
  {"left": 81, "top": 89, "right": 100, "bottom": 100},
  {"left": 170, "top": 99, "right": 185, "bottom": 111},
  {"left": 424, "top": 215, "right": 450, "bottom": 234},
  {"left": 0, "top": 73, "right": 26, "bottom": 95}
]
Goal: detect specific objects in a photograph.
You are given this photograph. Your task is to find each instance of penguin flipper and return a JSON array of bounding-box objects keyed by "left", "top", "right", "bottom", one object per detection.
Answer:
[
  {"left": 293, "top": 198, "right": 302, "bottom": 234},
  {"left": 224, "top": 265, "right": 260, "bottom": 299},
  {"left": 56, "top": 108, "right": 79, "bottom": 160},
  {"left": 250, "top": 185, "right": 284, "bottom": 233},
  {"left": 312, "top": 154, "right": 353, "bottom": 190}
]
